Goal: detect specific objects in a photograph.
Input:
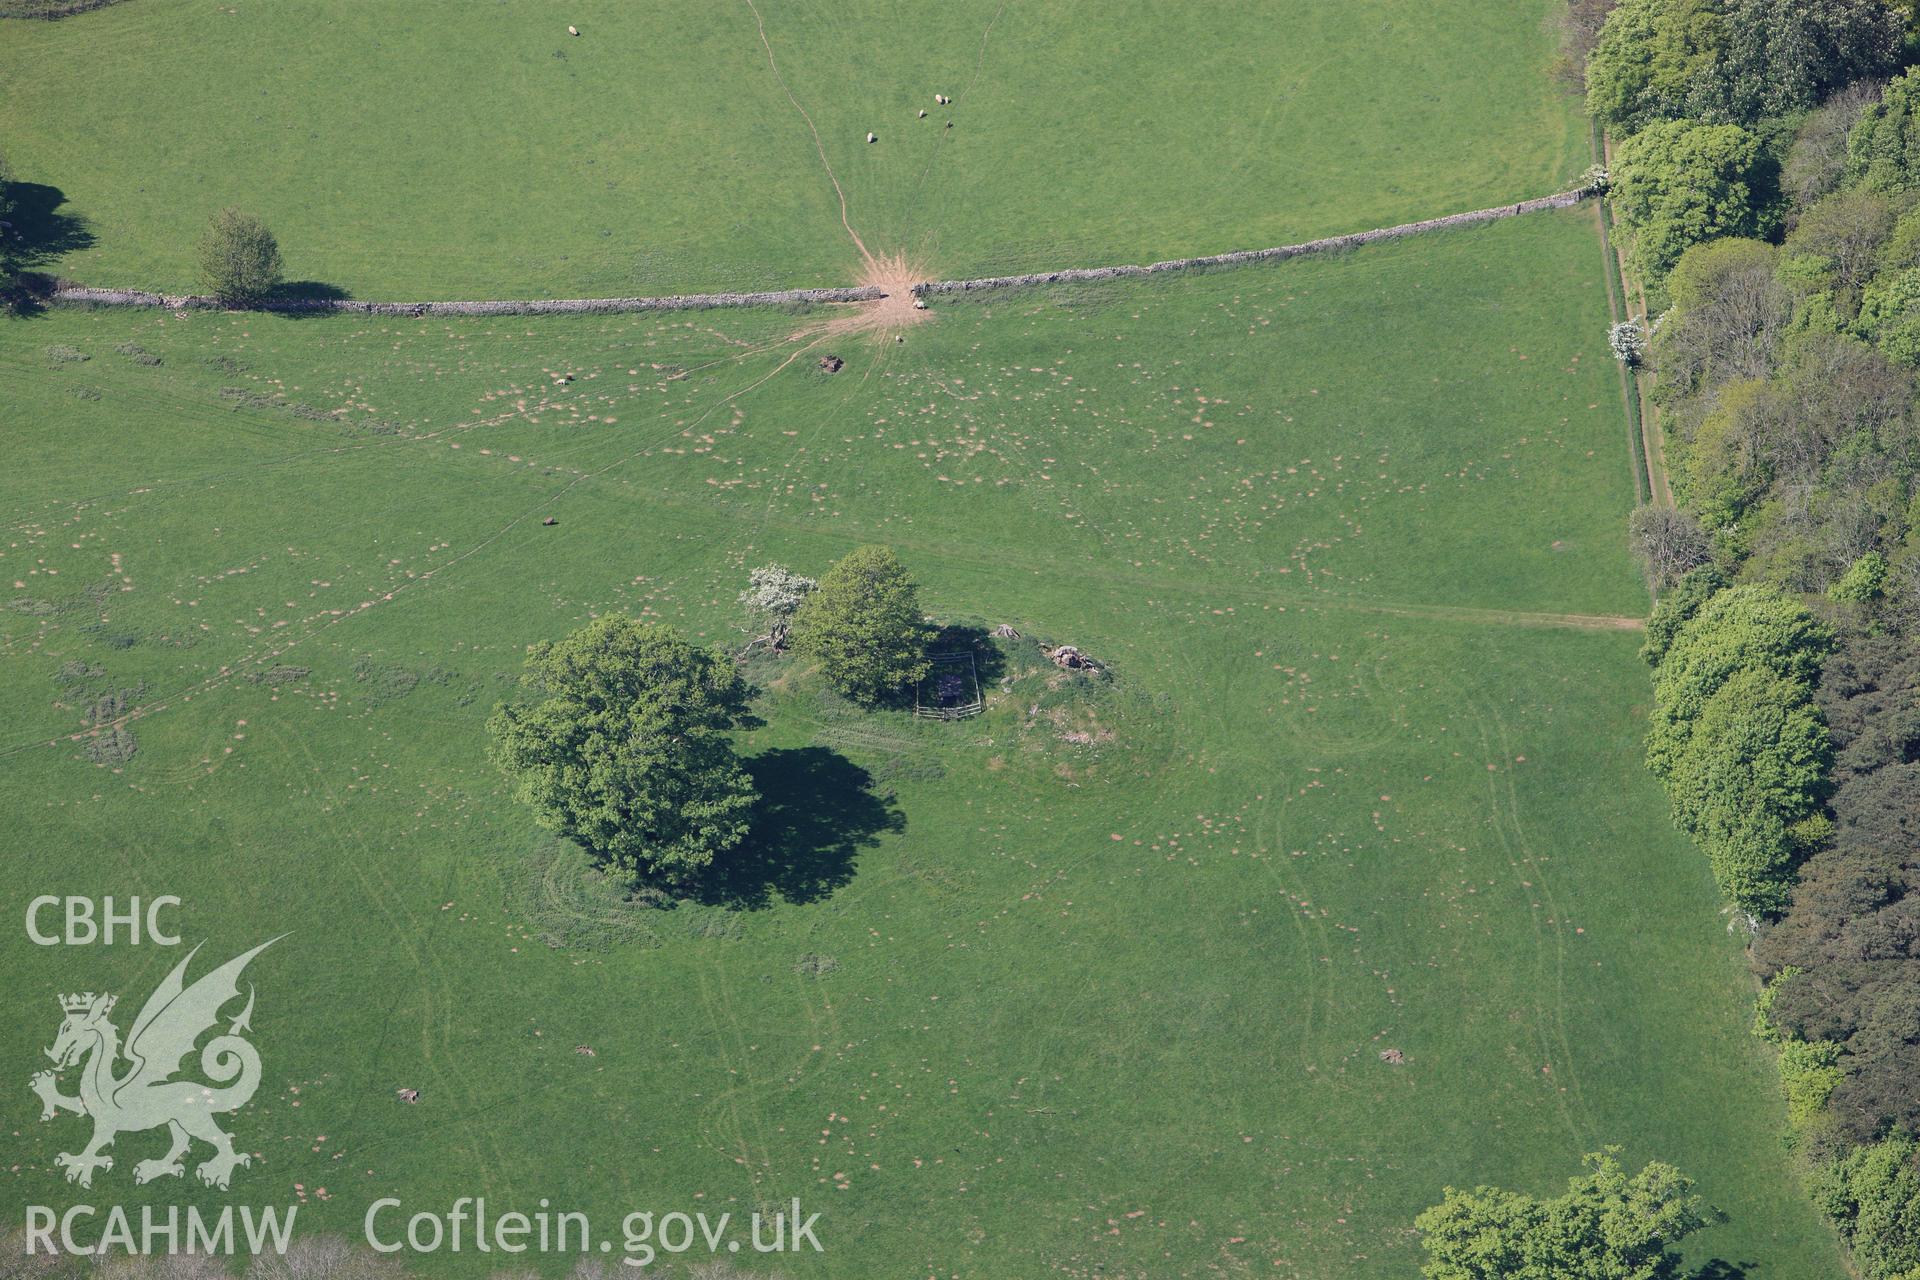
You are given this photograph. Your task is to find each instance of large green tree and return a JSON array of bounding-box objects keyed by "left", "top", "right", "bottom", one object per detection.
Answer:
[
  {"left": 1812, "top": 1137, "right": 1920, "bottom": 1279},
  {"left": 1647, "top": 584, "right": 1832, "bottom": 736},
  {"left": 1642, "top": 564, "right": 1729, "bottom": 666},
  {"left": 1858, "top": 267, "right": 1920, "bottom": 367},
  {"left": 1715, "top": 0, "right": 1903, "bottom": 123},
  {"left": 1850, "top": 70, "right": 1920, "bottom": 194},
  {"left": 197, "top": 206, "right": 283, "bottom": 306},
  {"left": 1664, "top": 665, "right": 1832, "bottom": 911},
  {"left": 1613, "top": 121, "right": 1766, "bottom": 284},
  {"left": 1586, "top": 0, "right": 1900, "bottom": 132},
  {"left": 1586, "top": 0, "right": 1728, "bottom": 133},
  {"left": 1645, "top": 585, "right": 1833, "bottom": 914},
  {"left": 789, "top": 545, "right": 934, "bottom": 704},
  {"left": 487, "top": 617, "right": 758, "bottom": 886},
  {"left": 1415, "top": 1149, "right": 1708, "bottom": 1280}
]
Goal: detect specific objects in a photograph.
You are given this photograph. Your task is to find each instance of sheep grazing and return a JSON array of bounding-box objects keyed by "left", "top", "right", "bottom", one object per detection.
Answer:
[
  {"left": 866, "top": 132, "right": 877, "bottom": 143},
  {"left": 934, "top": 93, "right": 948, "bottom": 105},
  {"left": 918, "top": 109, "right": 927, "bottom": 118},
  {"left": 567, "top": 24, "right": 579, "bottom": 35}
]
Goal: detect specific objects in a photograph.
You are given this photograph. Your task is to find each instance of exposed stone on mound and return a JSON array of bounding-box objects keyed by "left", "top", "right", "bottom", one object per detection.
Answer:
[{"left": 1049, "top": 644, "right": 1102, "bottom": 672}]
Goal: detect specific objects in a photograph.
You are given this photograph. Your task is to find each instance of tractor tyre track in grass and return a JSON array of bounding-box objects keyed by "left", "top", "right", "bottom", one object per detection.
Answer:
[
  {"left": 1467, "top": 701, "right": 1592, "bottom": 1150},
  {"left": 265, "top": 720, "right": 518, "bottom": 1191}
]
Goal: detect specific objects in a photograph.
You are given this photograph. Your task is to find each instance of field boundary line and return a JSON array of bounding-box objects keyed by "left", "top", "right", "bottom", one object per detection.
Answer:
[
  {"left": 1589, "top": 127, "right": 1649, "bottom": 509},
  {"left": 45, "top": 187, "right": 1599, "bottom": 316},
  {"left": 46, "top": 282, "right": 887, "bottom": 316},
  {"left": 914, "top": 188, "right": 1597, "bottom": 295},
  {"left": 0, "top": 0, "right": 130, "bottom": 18},
  {"left": 1598, "top": 131, "right": 1673, "bottom": 508}
]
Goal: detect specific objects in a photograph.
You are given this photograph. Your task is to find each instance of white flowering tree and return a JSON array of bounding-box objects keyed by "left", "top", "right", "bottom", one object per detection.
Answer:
[
  {"left": 738, "top": 563, "right": 817, "bottom": 651},
  {"left": 1609, "top": 319, "right": 1648, "bottom": 367}
]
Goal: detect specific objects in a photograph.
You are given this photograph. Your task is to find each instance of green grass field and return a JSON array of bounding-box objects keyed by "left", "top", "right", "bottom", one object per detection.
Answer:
[
  {"left": 0, "top": 0, "right": 1585, "bottom": 299},
  {"left": 0, "top": 207, "right": 1843, "bottom": 1276}
]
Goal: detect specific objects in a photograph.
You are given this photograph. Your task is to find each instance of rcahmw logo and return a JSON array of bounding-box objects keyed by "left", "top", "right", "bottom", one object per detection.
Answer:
[
  {"left": 26, "top": 1204, "right": 296, "bottom": 1259},
  {"left": 32, "top": 937, "right": 281, "bottom": 1189}
]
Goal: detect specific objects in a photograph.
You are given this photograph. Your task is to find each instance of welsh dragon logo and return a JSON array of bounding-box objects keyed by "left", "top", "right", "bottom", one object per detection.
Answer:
[{"left": 30, "top": 938, "right": 280, "bottom": 1190}]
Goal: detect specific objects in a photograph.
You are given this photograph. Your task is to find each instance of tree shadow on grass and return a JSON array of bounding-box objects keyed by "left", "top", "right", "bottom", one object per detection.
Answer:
[
  {"left": 264, "top": 280, "right": 354, "bottom": 318},
  {"left": 929, "top": 621, "right": 1007, "bottom": 684},
  {"left": 7, "top": 182, "right": 93, "bottom": 266},
  {"left": 692, "top": 746, "right": 902, "bottom": 909},
  {"left": 1690, "top": 1260, "right": 1751, "bottom": 1280},
  {"left": 4, "top": 182, "right": 94, "bottom": 316}
]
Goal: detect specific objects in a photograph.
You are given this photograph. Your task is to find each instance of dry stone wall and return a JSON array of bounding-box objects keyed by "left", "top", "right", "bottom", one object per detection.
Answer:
[
  {"left": 914, "top": 189, "right": 1594, "bottom": 296},
  {"left": 49, "top": 285, "right": 885, "bottom": 316},
  {"left": 49, "top": 188, "right": 1594, "bottom": 315}
]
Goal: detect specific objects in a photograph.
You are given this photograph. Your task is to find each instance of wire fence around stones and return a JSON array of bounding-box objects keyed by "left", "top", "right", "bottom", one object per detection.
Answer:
[{"left": 913, "top": 652, "right": 983, "bottom": 720}]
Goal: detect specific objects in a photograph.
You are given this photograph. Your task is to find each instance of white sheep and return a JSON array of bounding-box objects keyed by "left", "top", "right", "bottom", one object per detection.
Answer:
[
  {"left": 567, "top": 24, "right": 579, "bottom": 35},
  {"left": 866, "top": 132, "right": 877, "bottom": 143}
]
